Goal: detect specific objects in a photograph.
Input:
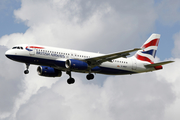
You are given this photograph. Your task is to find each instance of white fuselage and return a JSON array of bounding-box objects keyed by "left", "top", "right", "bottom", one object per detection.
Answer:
[{"left": 5, "top": 44, "right": 155, "bottom": 75}]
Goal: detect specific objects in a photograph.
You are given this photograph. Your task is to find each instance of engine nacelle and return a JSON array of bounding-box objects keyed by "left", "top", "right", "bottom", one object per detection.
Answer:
[
  {"left": 37, "top": 66, "right": 62, "bottom": 77},
  {"left": 65, "top": 59, "right": 88, "bottom": 70}
]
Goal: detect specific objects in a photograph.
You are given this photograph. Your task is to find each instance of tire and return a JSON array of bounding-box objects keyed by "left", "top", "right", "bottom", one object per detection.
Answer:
[
  {"left": 67, "top": 78, "right": 75, "bottom": 84},
  {"left": 24, "top": 70, "right": 29, "bottom": 74},
  {"left": 86, "top": 74, "right": 94, "bottom": 80}
]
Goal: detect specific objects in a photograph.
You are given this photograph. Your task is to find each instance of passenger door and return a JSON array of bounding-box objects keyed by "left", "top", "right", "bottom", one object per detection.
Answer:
[
  {"left": 28, "top": 46, "right": 35, "bottom": 55},
  {"left": 131, "top": 58, "right": 137, "bottom": 70}
]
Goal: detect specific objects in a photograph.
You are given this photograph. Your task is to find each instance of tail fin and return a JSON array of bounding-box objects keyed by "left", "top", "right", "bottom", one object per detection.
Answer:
[{"left": 134, "top": 34, "right": 161, "bottom": 63}]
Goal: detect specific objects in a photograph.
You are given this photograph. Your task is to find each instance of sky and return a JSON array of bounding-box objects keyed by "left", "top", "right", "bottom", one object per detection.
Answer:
[{"left": 0, "top": 0, "right": 180, "bottom": 120}]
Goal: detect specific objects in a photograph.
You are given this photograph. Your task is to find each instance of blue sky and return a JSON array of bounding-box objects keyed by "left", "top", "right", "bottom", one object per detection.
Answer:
[
  {"left": 154, "top": 21, "right": 176, "bottom": 59},
  {"left": 0, "top": 0, "right": 28, "bottom": 37}
]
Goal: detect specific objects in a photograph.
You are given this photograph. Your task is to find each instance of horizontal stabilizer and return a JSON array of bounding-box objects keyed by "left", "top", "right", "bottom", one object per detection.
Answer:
[{"left": 145, "top": 61, "right": 174, "bottom": 67}]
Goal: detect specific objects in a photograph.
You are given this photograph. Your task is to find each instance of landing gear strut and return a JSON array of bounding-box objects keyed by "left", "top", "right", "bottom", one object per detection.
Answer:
[
  {"left": 24, "top": 63, "right": 30, "bottom": 74},
  {"left": 66, "top": 71, "right": 75, "bottom": 84}
]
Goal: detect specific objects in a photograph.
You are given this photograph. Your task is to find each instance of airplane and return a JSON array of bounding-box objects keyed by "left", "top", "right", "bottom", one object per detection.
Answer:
[{"left": 5, "top": 33, "right": 174, "bottom": 84}]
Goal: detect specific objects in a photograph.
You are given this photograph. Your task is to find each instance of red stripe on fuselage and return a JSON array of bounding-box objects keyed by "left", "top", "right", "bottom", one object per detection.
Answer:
[
  {"left": 26, "top": 46, "right": 44, "bottom": 49},
  {"left": 142, "top": 39, "right": 159, "bottom": 49},
  {"left": 135, "top": 54, "right": 154, "bottom": 64}
]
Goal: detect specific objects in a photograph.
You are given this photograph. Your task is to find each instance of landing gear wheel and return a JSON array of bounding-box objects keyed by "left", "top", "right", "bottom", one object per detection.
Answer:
[
  {"left": 86, "top": 74, "right": 94, "bottom": 80},
  {"left": 67, "top": 78, "right": 75, "bottom": 84},
  {"left": 66, "top": 71, "right": 75, "bottom": 84},
  {"left": 24, "top": 70, "right": 29, "bottom": 74},
  {"left": 24, "top": 63, "right": 30, "bottom": 74}
]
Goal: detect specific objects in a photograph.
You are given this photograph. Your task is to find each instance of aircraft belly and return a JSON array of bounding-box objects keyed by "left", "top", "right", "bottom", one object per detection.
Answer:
[
  {"left": 6, "top": 55, "right": 65, "bottom": 68},
  {"left": 98, "top": 67, "right": 136, "bottom": 75},
  {"left": 98, "top": 62, "right": 136, "bottom": 75}
]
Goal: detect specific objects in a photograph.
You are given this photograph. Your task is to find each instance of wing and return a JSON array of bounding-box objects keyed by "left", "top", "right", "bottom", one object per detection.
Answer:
[{"left": 85, "top": 48, "right": 141, "bottom": 67}]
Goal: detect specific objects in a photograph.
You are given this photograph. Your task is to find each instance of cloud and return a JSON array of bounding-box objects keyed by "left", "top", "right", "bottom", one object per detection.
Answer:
[
  {"left": 0, "top": 45, "right": 24, "bottom": 119},
  {"left": 16, "top": 87, "right": 72, "bottom": 120},
  {"left": 0, "top": 0, "right": 157, "bottom": 53},
  {"left": 15, "top": 70, "right": 176, "bottom": 120},
  {"left": 156, "top": 58, "right": 180, "bottom": 120}
]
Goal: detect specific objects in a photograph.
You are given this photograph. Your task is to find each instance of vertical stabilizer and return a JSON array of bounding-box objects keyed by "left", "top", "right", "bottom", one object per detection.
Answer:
[{"left": 134, "top": 34, "right": 161, "bottom": 63}]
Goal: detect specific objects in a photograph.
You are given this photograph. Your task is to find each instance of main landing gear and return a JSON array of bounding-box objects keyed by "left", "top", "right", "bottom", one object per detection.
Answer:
[
  {"left": 86, "top": 69, "right": 94, "bottom": 80},
  {"left": 66, "top": 71, "right": 75, "bottom": 84},
  {"left": 24, "top": 63, "right": 30, "bottom": 74},
  {"left": 66, "top": 71, "right": 95, "bottom": 84},
  {"left": 86, "top": 73, "right": 94, "bottom": 80}
]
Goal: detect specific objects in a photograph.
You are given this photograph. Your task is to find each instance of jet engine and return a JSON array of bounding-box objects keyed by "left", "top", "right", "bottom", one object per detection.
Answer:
[
  {"left": 37, "top": 66, "right": 62, "bottom": 77},
  {"left": 65, "top": 59, "right": 88, "bottom": 70}
]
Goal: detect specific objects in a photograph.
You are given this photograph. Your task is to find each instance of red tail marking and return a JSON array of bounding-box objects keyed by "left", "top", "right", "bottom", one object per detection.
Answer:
[
  {"left": 142, "top": 39, "right": 159, "bottom": 49},
  {"left": 135, "top": 54, "right": 154, "bottom": 63}
]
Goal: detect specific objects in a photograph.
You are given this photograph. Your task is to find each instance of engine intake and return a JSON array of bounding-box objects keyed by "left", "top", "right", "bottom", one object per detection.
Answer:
[
  {"left": 37, "top": 66, "right": 62, "bottom": 77},
  {"left": 65, "top": 59, "right": 88, "bottom": 70}
]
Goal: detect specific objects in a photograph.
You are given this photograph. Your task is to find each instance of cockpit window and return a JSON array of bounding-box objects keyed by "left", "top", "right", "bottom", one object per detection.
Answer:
[{"left": 12, "top": 46, "right": 23, "bottom": 50}]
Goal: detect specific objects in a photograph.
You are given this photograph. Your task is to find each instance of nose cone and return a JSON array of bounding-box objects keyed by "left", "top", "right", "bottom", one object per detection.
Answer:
[
  {"left": 5, "top": 50, "right": 9, "bottom": 56},
  {"left": 5, "top": 50, "right": 13, "bottom": 59}
]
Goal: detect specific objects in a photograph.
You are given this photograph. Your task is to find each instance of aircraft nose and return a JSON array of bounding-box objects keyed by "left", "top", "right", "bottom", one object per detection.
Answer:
[
  {"left": 5, "top": 50, "right": 20, "bottom": 61},
  {"left": 5, "top": 50, "right": 12, "bottom": 59},
  {"left": 5, "top": 50, "right": 9, "bottom": 57}
]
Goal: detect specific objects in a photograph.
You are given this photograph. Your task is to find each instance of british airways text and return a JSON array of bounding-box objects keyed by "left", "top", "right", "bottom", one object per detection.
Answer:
[{"left": 36, "top": 51, "right": 65, "bottom": 58}]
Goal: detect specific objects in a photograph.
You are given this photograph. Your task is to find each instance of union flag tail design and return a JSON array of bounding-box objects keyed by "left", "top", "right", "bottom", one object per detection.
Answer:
[{"left": 135, "top": 34, "right": 161, "bottom": 63}]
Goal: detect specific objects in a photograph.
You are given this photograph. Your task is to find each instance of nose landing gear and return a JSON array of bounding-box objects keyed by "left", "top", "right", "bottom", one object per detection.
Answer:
[
  {"left": 24, "top": 70, "right": 29, "bottom": 74},
  {"left": 24, "top": 63, "right": 30, "bottom": 74}
]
